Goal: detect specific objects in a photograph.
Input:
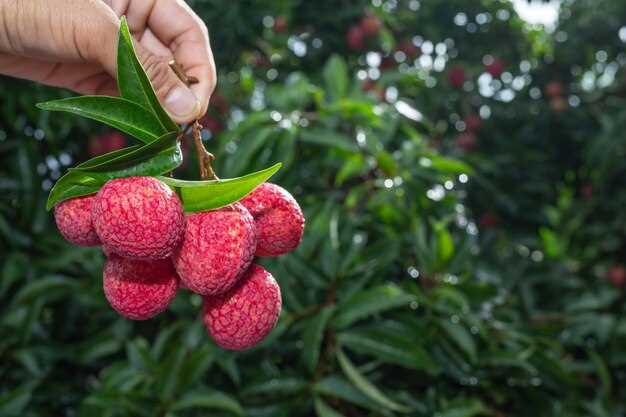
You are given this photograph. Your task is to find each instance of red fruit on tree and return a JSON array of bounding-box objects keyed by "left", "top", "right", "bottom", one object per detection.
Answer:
[
  {"left": 103, "top": 256, "right": 178, "bottom": 320},
  {"left": 346, "top": 25, "right": 365, "bottom": 50},
  {"left": 202, "top": 264, "right": 281, "bottom": 351},
  {"left": 360, "top": 15, "right": 382, "bottom": 37},
  {"left": 200, "top": 115, "right": 223, "bottom": 133},
  {"left": 210, "top": 93, "right": 230, "bottom": 115},
  {"left": 88, "top": 132, "right": 127, "bottom": 157},
  {"left": 240, "top": 183, "right": 305, "bottom": 257},
  {"left": 54, "top": 195, "right": 100, "bottom": 246},
  {"left": 580, "top": 184, "right": 593, "bottom": 200},
  {"left": 545, "top": 81, "right": 563, "bottom": 98},
  {"left": 273, "top": 16, "right": 287, "bottom": 33},
  {"left": 607, "top": 265, "right": 626, "bottom": 288},
  {"left": 397, "top": 38, "right": 420, "bottom": 58},
  {"left": 92, "top": 176, "right": 185, "bottom": 260},
  {"left": 479, "top": 212, "right": 499, "bottom": 229},
  {"left": 447, "top": 66, "right": 466, "bottom": 88},
  {"left": 172, "top": 204, "right": 256, "bottom": 295},
  {"left": 456, "top": 132, "right": 477, "bottom": 152},
  {"left": 379, "top": 56, "right": 396, "bottom": 71},
  {"left": 485, "top": 58, "right": 505, "bottom": 78},
  {"left": 463, "top": 114, "right": 482, "bottom": 133},
  {"left": 550, "top": 96, "right": 568, "bottom": 113},
  {"left": 362, "top": 79, "right": 376, "bottom": 92}
]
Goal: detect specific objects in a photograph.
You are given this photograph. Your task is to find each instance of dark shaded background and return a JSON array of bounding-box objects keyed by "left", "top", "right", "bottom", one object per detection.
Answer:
[{"left": 2, "top": 0, "right": 626, "bottom": 416}]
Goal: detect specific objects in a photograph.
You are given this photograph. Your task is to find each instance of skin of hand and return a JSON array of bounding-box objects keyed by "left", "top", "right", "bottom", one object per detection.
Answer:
[{"left": 0, "top": 0, "right": 216, "bottom": 124}]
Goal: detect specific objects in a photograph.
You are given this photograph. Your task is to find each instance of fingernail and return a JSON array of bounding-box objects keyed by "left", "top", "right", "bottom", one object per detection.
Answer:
[{"left": 165, "top": 86, "right": 198, "bottom": 118}]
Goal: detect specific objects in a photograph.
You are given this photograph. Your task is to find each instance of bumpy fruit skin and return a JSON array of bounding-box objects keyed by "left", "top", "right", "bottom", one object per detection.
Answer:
[
  {"left": 172, "top": 204, "right": 256, "bottom": 295},
  {"left": 103, "top": 256, "right": 178, "bottom": 320},
  {"left": 92, "top": 176, "right": 185, "bottom": 260},
  {"left": 240, "top": 183, "right": 305, "bottom": 257},
  {"left": 202, "top": 264, "right": 281, "bottom": 351},
  {"left": 54, "top": 195, "right": 100, "bottom": 246}
]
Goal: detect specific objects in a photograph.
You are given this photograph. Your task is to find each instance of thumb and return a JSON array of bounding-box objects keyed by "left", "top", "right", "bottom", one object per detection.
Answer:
[{"left": 133, "top": 43, "right": 201, "bottom": 124}]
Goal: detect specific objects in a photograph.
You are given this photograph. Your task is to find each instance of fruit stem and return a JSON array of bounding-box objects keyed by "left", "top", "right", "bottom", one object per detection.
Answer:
[
  {"left": 169, "top": 60, "right": 218, "bottom": 181},
  {"left": 192, "top": 120, "right": 218, "bottom": 181}
]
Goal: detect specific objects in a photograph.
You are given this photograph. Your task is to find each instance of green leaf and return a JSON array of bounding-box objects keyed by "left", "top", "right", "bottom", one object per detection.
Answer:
[
  {"left": 323, "top": 55, "right": 349, "bottom": 101},
  {"left": 332, "top": 285, "right": 416, "bottom": 329},
  {"left": 302, "top": 305, "right": 335, "bottom": 374},
  {"left": 434, "top": 222, "right": 454, "bottom": 267},
  {"left": 159, "top": 163, "right": 282, "bottom": 212},
  {"left": 36, "top": 96, "right": 165, "bottom": 144},
  {"left": 438, "top": 320, "right": 477, "bottom": 362},
  {"left": 336, "top": 349, "right": 411, "bottom": 413},
  {"left": 338, "top": 327, "right": 438, "bottom": 373},
  {"left": 314, "top": 397, "right": 347, "bottom": 417},
  {"left": 336, "top": 154, "right": 368, "bottom": 185},
  {"left": 46, "top": 132, "right": 181, "bottom": 210},
  {"left": 171, "top": 390, "right": 244, "bottom": 416},
  {"left": 117, "top": 17, "right": 178, "bottom": 133},
  {"left": 314, "top": 375, "right": 383, "bottom": 412},
  {"left": 299, "top": 129, "right": 359, "bottom": 152}
]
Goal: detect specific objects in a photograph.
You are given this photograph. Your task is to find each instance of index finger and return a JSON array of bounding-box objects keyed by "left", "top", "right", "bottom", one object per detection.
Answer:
[{"left": 144, "top": 0, "right": 216, "bottom": 118}]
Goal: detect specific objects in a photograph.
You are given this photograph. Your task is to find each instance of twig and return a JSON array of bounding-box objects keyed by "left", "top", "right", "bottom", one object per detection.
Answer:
[{"left": 192, "top": 120, "right": 218, "bottom": 180}]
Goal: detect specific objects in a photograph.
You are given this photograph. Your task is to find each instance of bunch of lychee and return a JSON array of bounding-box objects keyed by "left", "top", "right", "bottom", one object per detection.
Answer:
[{"left": 54, "top": 177, "right": 304, "bottom": 350}]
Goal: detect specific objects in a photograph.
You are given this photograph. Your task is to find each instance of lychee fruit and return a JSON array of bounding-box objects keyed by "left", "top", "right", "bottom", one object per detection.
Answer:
[
  {"left": 172, "top": 203, "right": 256, "bottom": 295},
  {"left": 479, "top": 212, "right": 499, "bottom": 229},
  {"left": 54, "top": 195, "right": 100, "bottom": 246},
  {"left": 92, "top": 176, "right": 185, "bottom": 260},
  {"left": 455, "top": 132, "right": 477, "bottom": 152},
  {"left": 463, "top": 114, "right": 482, "bottom": 133},
  {"left": 545, "top": 81, "right": 563, "bottom": 98},
  {"left": 607, "top": 265, "right": 626, "bottom": 288},
  {"left": 485, "top": 58, "right": 505, "bottom": 78},
  {"left": 239, "top": 183, "right": 305, "bottom": 257},
  {"left": 103, "top": 256, "right": 178, "bottom": 320},
  {"left": 447, "top": 66, "right": 466, "bottom": 88},
  {"left": 88, "top": 131, "right": 127, "bottom": 157},
  {"left": 397, "top": 38, "right": 420, "bottom": 58},
  {"left": 360, "top": 15, "right": 382, "bottom": 37},
  {"left": 273, "top": 16, "right": 288, "bottom": 33},
  {"left": 202, "top": 264, "right": 281, "bottom": 351},
  {"left": 346, "top": 25, "right": 365, "bottom": 50},
  {"left": 550, "top": 96, "right": 568, "bottom": 113}
]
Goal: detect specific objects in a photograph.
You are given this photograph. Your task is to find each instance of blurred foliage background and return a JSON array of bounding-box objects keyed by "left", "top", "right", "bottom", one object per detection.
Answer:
[{"left": 2, "top": 0, "right": 626, "bottom": 416}]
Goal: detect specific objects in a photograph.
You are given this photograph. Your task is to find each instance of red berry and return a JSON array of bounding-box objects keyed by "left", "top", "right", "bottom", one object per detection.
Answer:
[
  {"left": 54, "top": 195, "right": 100, "bottom": 246},
  {"left": 455, "top": 132, "right": 477, "bottom": 152},
  {"left": 545, "top": 81, "right": 563, "bottom": 98},
  {"left": 550, "top": 97, "right": 568, "bottom": 112},
  {"left": 607, "top": 265, "right": 626, "bottom": 288},
  {"left": 448, "top": 66, "right": 466, "bottom": 88},
  {"left": 200, "top": 115, "right": 223, "bottom": 133},
  {"left": 202, "top": 264, "right": 281, "bottom": 351},
  {"left": 240, "top": 183, "right": 305, "bottom": 257},
  {"left": 463, "top": 114, "right": 482, "bottom": 133},
  {"left": 92, "top": 177, "right": 185, "bottom": 260},
  {"left": 273, "top": 16, "right": 287, "bottom": 33},
  {"left": 485, "top": 58, "right": 505, "bottom": 78},
  {"left": 397, "top": 38, "right": 420, "bottom": 58},
  {"left": 172, "top": 204, "right": 256, "bottom": 295},
  {"left": 346, "top": 26, "right": 365, "bottom": 50},
  {"left": 88, "top": 132, "right": 127, "bottom": 157},
  {"left": 360, "top": 15, "right": 382, "bottom": 37},
  {"left": 209, "top": 93, "right": 229, "bottom": 115},
  {"left": 479, "top": 212, "right": 499, "bottom": 229},
  {"left": 103, "top": 256, "right": 178, "bottom": 320}
]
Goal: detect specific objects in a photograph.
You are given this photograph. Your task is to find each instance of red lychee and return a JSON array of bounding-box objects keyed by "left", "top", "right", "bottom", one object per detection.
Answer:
[
  {"left": 479, "top": 212, "right": 499, "bottom": 229},
  {"left": 463, "top": 114, "right": 482, "bottom": 133},
  {"left": 172, "top": 203, "right": 256, "bottom": 295},
  {"left": 607, "top": 265, "right": 626, "bottom": 288},
  {"left": 346, "top": 26, "right": 365, "bottom": 50},
  {"left": 92, "top": 176, "right": 185, "bottom": 260},
  {"left": 455, "top": 132, "right": 477, "bottom": 152},
  {"left": 550, "top": 96, "right": 568, "bottom": 113},
  {"left": 360, "top": 15, "right": 382, "bottom": 37},
  {"left": 239, "top": 183, "right": 305, "bottom": 257},
  {"left": 103, "top": 256, "right": 178, "bottom": 320},
  {"left": 485, "top": 58, "right": 505, "bottom": 78},
  {"left": 200, "top": 115, "right": 223, "bottom": 134},
  {"left": 273, "top": 16, "right": 287, "bottom": 33},
  {"left": 448, "top": 66, "right": 466, "bottom": 88},
  {"left": 88, "top": 132, "right": 127, "bottom": 157},
  {"left": 545, "top": 81, "right": 563, "bottom": 98},
  {"left": 202, "top": 264, "right": 281, "bottom": 351},
  {"left": 397, "top": 38, "right": 420, "bottom": 58},
  {"left": 54, "top": 195, "right": 100, "bottom": 246}
]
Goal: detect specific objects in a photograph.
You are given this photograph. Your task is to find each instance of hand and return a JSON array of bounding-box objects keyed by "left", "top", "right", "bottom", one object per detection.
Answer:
[{"left": 0, "top": 0, "right": 216, "bottom": 124}]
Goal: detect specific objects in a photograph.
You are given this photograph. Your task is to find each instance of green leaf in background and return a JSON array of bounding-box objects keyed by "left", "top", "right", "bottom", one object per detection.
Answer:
[
  {"left": 299, "top": 129, "right": 359, "bottom": 152},
  {"left": 46, "top": 132, "right": 181, "bottom": 210},
  {"left": 438, "top": 319, "right": 477, "bottom": 362},
  {"left": 336, "top": 154, "right": 368, "bottom": 185},
  {"left": 332, "top": 285, "right": 416, "bottom": 329},
  {"left": 336, "top": 349, "right": 411, "bottom": 413},
  {"left": 434, "top": 222, "right": 455, "bottom": 267},
  {"left": 302, "top": 305, "right": 335, "bottom": 374},
  {"left": 314, "top": 397, "right": 347, "bottom": 417},
  {"left": 323, "top": 54, "right": 349, "bottom": 101},
  {"left": 36, "top": 97, "right": 165, "bottom": 144},
  {"left": 171, "top": 389, "right": 244, "bottom": 415},
  {"left": 159, "top": 163, "right": 281, "bottom": 212},
  {"left": 117, "top": 17, "right": 178, "bottom": 134}
]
